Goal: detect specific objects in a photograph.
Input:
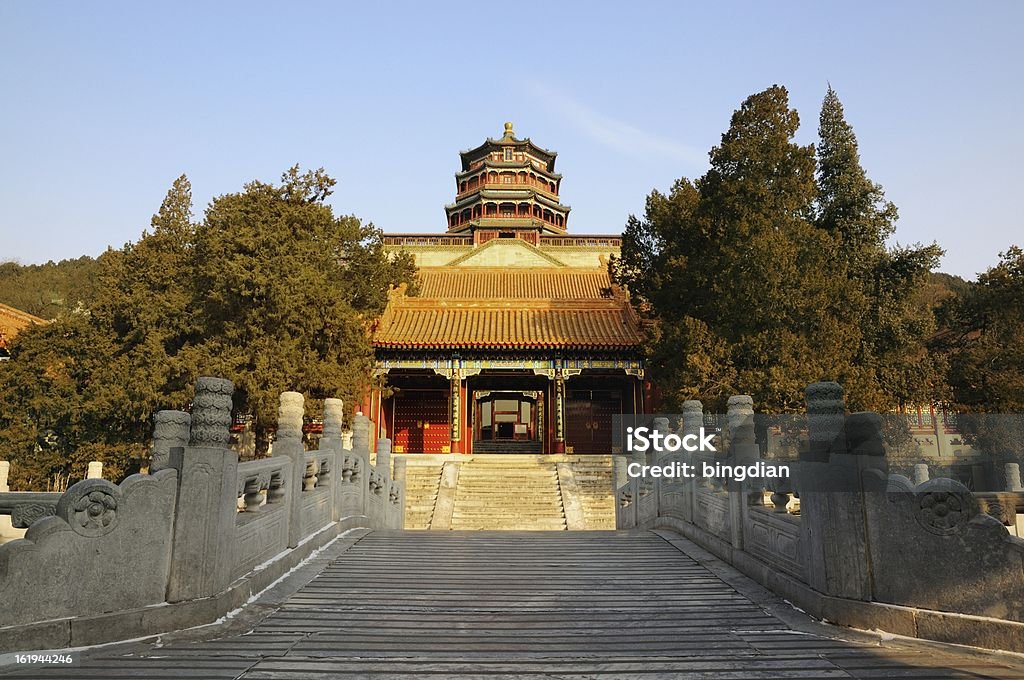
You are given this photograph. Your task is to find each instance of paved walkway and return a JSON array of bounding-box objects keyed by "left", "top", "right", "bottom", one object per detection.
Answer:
[{"left": 6, "top": 530, "right": 1024, "bottom": 679}]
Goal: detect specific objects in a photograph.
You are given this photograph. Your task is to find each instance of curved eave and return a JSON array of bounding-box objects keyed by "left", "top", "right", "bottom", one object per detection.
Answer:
[
  {"left": 444, "top": 189, "right": 571, "bottom": 213},
  {"left": 374, "top": 339, "right": 639, "bottom": 351},
  {"left": 455, "top": 160, "right": 562, "bottom": 181},
  {"left": 459, "top": 138, "right": 557, "bottom": 170}
]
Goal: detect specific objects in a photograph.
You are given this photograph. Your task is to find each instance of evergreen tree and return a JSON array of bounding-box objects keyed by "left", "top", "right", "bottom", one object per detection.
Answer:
[
  {"left": 189, "top": 166, "right": 416, "bottom": 452},
  {"left": 815, "top": 86, "right": 942, "bottom": 411},
  {"left": 936, "top": 247, "right": 1024, "bottom": 455},
  {"left": 816, "top": 85, "right": 897, "bottom": 275},
  {"left": 0, "top": 167, "right": 417, "bottom": 487},
  {"left": 941, "top": 246, "right": 1024, "bottom": 412},
  {"left": 618, "top": 85, "right": 854, "bottom": 412},
  {"left": 88, "top": 175, "right": 200, "bottom": 442},
  {"left": 0, "top": 314, "right": 143, "bottom": 490}
]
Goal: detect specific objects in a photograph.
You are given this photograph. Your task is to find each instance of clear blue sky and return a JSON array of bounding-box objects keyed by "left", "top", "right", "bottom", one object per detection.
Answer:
[{"left": 1, "top": 1, "right": 1021, "bottom": 280}]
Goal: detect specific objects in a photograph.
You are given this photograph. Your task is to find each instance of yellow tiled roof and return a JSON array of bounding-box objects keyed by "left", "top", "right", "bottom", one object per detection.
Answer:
[
  {"left": 374, "top": 269, "right": 643, "bottom": 350},
  {"left": 0, "top": 302, "right": 46, "bottom": 349},
  {"left": 417, "top": 267, "right": 613, "bottom": 299}
]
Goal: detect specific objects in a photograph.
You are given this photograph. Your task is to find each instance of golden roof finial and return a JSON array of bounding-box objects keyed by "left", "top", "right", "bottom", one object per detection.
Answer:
[{"left": 503, "top": 121, "right": 514, "bottom": 138}]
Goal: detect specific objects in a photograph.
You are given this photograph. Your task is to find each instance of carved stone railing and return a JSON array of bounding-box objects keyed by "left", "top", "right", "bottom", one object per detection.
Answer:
[
  {"left": 0, "top": 491, "right": 60, "bottom": 528},
  {"left": 617, "top": 383, "right": 1024, "bottom": 653},
  {"left": 236, "top": 458, "right": 289, "bottom": 514},
  {"left": 0, "top": 460, "right": 114, "bottom": 533},
  {"left": 0, "top": 377, "right": 405, "bottom": 653}
]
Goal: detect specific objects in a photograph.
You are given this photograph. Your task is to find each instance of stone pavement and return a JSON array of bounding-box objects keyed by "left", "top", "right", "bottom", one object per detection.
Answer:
[{"left": 5, "top": 529, "right": 1024, "bottom": 679}]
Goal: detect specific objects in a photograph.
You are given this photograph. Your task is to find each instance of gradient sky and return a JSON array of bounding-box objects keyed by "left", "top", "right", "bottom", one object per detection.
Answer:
[{"left": 1, "top": 1, "right": 1021, "bottom": 280}]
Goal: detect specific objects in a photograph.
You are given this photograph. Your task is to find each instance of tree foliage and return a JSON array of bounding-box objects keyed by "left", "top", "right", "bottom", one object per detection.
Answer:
[
  {"left": 932, "top": 247, "right": 1024, "bottom": 453},
  {"left": 813, "top": 86, "right": 944, "bottom": 411},
  {"left": 939, "top": 247, "right": 1024, "bottom": 410},
  {"left": 0, "top": 168, "right": 416, "bottom": 489},
  {"left": 614, "top": 85, "right": 943, "bottom": 413}
]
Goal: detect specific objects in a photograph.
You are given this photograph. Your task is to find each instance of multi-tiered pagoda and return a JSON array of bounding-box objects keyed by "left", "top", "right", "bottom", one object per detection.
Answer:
[
  {"left": 444, "top": 122, "right": 570, "bottom": 242},
  {"left": 369, "top": 124, "right": 647, "bottom": 455}
]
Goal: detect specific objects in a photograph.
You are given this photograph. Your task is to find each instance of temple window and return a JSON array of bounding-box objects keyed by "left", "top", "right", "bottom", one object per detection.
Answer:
[{"left": 504, "top": 148, "right": 513, "bottom": 161}]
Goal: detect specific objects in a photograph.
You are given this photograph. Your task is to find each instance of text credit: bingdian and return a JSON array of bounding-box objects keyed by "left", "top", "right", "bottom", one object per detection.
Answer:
[{"left": 624, "top": 426, "right": 790, "bottom": 483}]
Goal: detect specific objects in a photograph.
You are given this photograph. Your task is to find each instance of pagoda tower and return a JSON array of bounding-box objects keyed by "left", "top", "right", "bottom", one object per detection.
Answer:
[{"left": 445, "top": 122, "right": 571, "bottom": 245}]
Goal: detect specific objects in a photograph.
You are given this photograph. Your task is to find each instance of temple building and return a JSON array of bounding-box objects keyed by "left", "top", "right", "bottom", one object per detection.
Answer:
[{"left": 370, "top": 123, "right": 646, "bottom": 454}]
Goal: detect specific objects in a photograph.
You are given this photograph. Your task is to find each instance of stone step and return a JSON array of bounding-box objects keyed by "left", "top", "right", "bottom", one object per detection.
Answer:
[{"left": 401, "top": 464, "right": 444, "bottom": 530}]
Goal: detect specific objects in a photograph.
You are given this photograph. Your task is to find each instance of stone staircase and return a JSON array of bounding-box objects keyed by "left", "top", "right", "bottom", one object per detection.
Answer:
[
  {"left": 400, "top": 455, "right": 616, "bottom": 531},
  {"left": 570, "top": 456, "right": 617, "bottom": 529},
  {"left": 451, "top": 457, "right": 567, "bottom": 530},
  {"left": 402, "top": 463, "right": 444, "bottom": 530}
]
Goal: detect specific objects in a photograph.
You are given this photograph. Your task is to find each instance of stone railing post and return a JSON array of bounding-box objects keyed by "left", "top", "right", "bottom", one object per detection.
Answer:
[
  {"left": 630, "top": 442, "right": 649, "bottom": 502},
  {"left": 681, "top": 400, "right": 703, "bottom": 439},
  {"left": 727, "top": 395, "right": 756, "bottom": 549},
  {"left": 86, "top": 461, "right": 103, "bottom": 479},
  {"left": 393, "top": 456, "right": 407, "bottom": 485},
  {"left": 727, "top": 396, "right": 757, "bottom": 466},
  {"left": 276, "top": 391, "right": 306, "bottom": 548},
  {"left": 388, "top": 448, "right": 405, "bottom": 530},
  {"left": 374, "top": 438, "right": 393, "bottom": 527},
  {"left": 0, "top": 460, "right": 9, "bottom": 492},
  {"left": 322, "top": 399, "right": 344, "bottom": 454},
  {"left": 167, "top": 376, "right": 238, "bottom": 603},
  {"left": 341, "top": 430, "right": 353, "bottom": 451},
  {"left": 799, "top": 381, "right": 878, "bottom": 602},
  {"left": 652, "top": 417, "right": 670, "bottom": 462},
  {"left": 351, "top": 413, "right": 371, "bottom": 517},
  {"left": 1005, "top": 463, "right": 1022, "bottom": 492},
  {"left": 612, "top": 456, "right": 628, "bottom": 492},
  {"left": 353, "top": 413, "right": 369, "bottom": 455},
  {"left": 323, "top": 398, "right": 344, "bottom": 520},
  {"left": 805, "top": 381, "right": 846, "bottom": 463},
  {"left": 913, "top": 463, "right": 930, "bottom": 486},
  {"left": 681, "top": 400, "right": 702, "bottom": 522},
  {"left": 377, "top": 438, "right": 392, "bottom": 480},
  {"left": 152, "top": 410, "right": 190, "bottom": 473}
]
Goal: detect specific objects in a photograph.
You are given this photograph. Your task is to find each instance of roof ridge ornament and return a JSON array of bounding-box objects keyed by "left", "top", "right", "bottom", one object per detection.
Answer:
[{"left": 502, "top": 121, "right": 514, "bottom": 139}]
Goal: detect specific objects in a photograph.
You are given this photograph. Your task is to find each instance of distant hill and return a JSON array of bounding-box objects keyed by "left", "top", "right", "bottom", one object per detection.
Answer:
[
  {"left": 916, "top": 271, "right": 972, "bottom": 312},
  {"left": 0, "top": 256, "right": 99, "bottom": 319}
]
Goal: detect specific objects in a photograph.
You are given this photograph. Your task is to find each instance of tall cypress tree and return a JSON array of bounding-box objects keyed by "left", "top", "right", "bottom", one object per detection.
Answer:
[
  {"left": 816, "top": 86, "right": 897, "bottom": 275},
  {"left": 815, "top": 86, "right": 942, "bottom": 411}
]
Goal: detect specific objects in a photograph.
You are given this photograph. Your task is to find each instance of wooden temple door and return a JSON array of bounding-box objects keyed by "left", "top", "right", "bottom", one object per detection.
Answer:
[
  {"left": 565, "top": 390, "right": 621, "bottom": 454},
  {"left": 392, "top": 389, "right": 450, "bottom": 453}
]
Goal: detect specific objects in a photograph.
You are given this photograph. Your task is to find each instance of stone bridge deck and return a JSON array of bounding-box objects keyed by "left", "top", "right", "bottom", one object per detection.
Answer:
[{"left": 5, "top": 530, "right": 1024, "bottom": 679}]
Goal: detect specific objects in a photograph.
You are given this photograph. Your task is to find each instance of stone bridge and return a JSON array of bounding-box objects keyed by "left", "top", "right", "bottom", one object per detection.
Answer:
[{"left": 2, "top": 379, "right": 1024, "bottom": 678}]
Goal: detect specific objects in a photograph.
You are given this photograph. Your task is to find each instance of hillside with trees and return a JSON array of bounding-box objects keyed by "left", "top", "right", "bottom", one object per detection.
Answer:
[{"left": 0, "top": 256, "right": 99, "bottom": 319}]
